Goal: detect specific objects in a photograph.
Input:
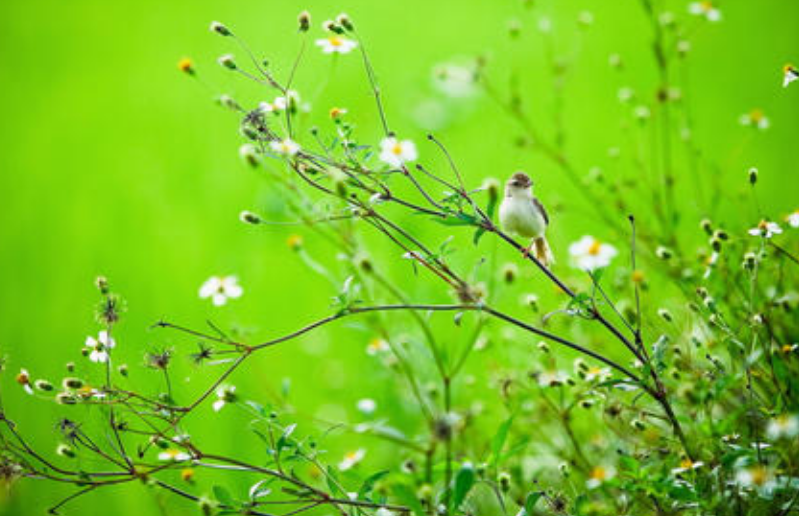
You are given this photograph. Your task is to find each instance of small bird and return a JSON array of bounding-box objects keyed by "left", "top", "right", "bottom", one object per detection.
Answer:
[{"left": 498, "top": 171, "right": 555, "bottom": 267}]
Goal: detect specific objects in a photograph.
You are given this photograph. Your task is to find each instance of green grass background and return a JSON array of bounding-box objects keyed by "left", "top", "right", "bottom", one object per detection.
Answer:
[{"left": 1, "top": 0, "right": 798, "bottom": 514}]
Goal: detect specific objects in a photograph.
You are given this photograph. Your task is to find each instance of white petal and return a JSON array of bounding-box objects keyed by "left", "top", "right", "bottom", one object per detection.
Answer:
[
  {"left": 212, "top": 294, "right": 228, "bottom": 306},
  {"left": 213, "top": 400, "right": 226, "bottom": 412},
  {"left": 199, "top": 277, "right": 221, "bottom": 298}
]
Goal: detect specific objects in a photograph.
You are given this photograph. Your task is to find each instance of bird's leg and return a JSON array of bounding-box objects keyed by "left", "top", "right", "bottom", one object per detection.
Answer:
[{"left": 521, "top": 239, "right": 534, "bottom": 259}]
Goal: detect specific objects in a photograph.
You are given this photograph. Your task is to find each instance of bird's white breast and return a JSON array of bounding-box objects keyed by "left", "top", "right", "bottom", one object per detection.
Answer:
[{"left": 499, "top": 193, "right": 546, "bottom": 238}]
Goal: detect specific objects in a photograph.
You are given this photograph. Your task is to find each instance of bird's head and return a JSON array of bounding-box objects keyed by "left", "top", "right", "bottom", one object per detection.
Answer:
[{"left": 506, "top": 171, "right": 533, "bottom": 196}]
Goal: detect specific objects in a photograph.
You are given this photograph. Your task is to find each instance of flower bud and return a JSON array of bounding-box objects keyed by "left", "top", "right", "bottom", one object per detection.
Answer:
[
  {"left": 217, "top": 54, "right": 236, "bottom": 70},
  {"left": 57, "top": 444, "right": 76, "bottom": 458},
  {"left": 239, "top": 143, "right": 259, "bottom": 167},
  {"left": 336, "top": 13, "right": 354, "bottom": 31},
  {"left": 700, "top": 218, "right": 713, "bottom": 235},
  {"left": 655, "top": 246, "right": 673, "bottom": 260},
  {"left": 298, "top": 11, "right": 311, "bottom": 32},
  {"left": 209, "top": 21, "right": 231, "bottom": 36},
  {"left": 95, "top": 276, "right": 110, "bottom": 294},
  {"left": 217, "top": 94, "right": 241, "bottom": 111},
  {"left": 498, "top": 471, "right": 511, "bottom": 492},
  {"left": 502, "top": 263, "right": 518, "bottom": 284},
  {"left": 287, "top": 234, "right": 303, "bottom": 251},
  {"left": 118, "top": 364, "right": 129, "bottom": 377},
  {"left": 631, "top": 419, "right": 646, "bottom": 431},
  {"left": 62, "top": 377, "right": 84, "bottom": 390},
  {"left": 34, "top": 379, "right": 54, "bottom": 391},
  {"left": 536, "top": 341, "right": 549, "bottom": 353},
  {"left": 748, "top": 167, "right": 758, "bottom": 185},
  {"left": 177, "top": 58, "right": 195, "bottom": 75},
  {"left": 239, "top": 210, "right": 261, "bottom": 225},
  {"left": 56, "top": 392, "right": 77, "bottom": 405}
]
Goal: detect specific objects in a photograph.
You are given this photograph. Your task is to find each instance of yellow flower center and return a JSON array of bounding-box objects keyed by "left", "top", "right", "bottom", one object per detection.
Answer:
[
  {"left": 784, "top": 63, "right": 795, "bottom": 73},
  {"left": 758, "top": 220, "right": 768, "bottom": 230},
  {"left": 749, "top": 109, "right": 764, "bottom": 122},
  {"left": 392, "top": 144, "right": 403, "bottom": 156},
  {"left": 750, "top": 466, "right": 768, "bottom": 486},
  {"left": 680, "top": 458, "right": 694, "bottom": 469},
  {"left": 700, "top": 1, "right": 713, "bottom": 11},
  {"left": 783, "top": 344, "right": 794, "bottom": 353},
  {"left": 329, "top": 37, "right": 343, "bottom": 47},
  {"left": 587, "top": 240, "right": 602, "bottom": 256},
  {"left": 631, "top": 270, "right": 645, "bottom": 283},
  {"left": 590, "top": 466, "right": 606, "bottom": 480}
]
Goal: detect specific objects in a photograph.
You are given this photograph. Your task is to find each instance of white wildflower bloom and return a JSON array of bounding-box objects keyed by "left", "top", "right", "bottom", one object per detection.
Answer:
[
  {"left": 671, "top": 458, "right": 704, "bottom": 475},
  {"left": 270, "top": 138, "right": 301, "bottom": 156},
  {"left": 16, "top": 369, "right": 34, "bottom": 395},
  {"left": 272, "top": 90, "right": 301, "bottom": 111},
  {"left": 259, "top": 101, "right": 277, "bottom": 113},
  {"left": 375, "top": 508, "right": 395, "bottom": 516},
  {"left": 432, "top": 62, "right": 478, "bottom": 98},
  {"left": 784, "top": 65, "right": 799, "bottom": 88},
  {"left": 569, "top": 236, "right": 618, "bottom": 271},
  {"left": 748, "top": 220, "right": 782, "bottom": 239},
  {"left": 766, "top": 414, "right": 799, "bottom": 440},
  {"left": 584, "top": 366, "right": 611, "bottom": 383},
  {"left": 586, "top": 465, "right": 615, "bottom": 489},
  {"left": 735, "top": 465, "right": 775, "bottom": 490},
  {"left": 379, "top": 137, "right": 417, "bottom": 168},
  {"left": 338, "top": 448, "right": 366, "bottom": 471},
  {"left": 199, "top": 275, "right": 243, "bottom": 306},
  {"left": 739, "top": 109, "right": 769, "bottom": 130},
  {"left": 213, "top": 384, "right": 237, "bottom": 412},
  {"left": 315, "top": 35, "right": 357, "bottom": 54},
  {"left": 703, "top": 251, "right": 719, "bottom": 279},
  {"left": 785, "top": 210, "right": 799, "bottom": 228},
  {"left": 617, "top": 87, "right": 634, "bottom": 103},
  {"left": 158, "top": 448, "right": 192, "bottom": 462},
  {"left": 356, "top": 398, "right": 377, "bottom": 415},
  {"left": 537, "top": 370, "right": 568, "bottom": 387},
  {"left": 366, "top": 338, "right": 390, "bottom": 356},
  {"left": 634, "top": 105, "right": 651, "bottom": 120},
  {"left": 85, "top": 330, "right": 116, "bottom": 363},
  {"left": 689, "top": 1, "right": 721, "bottom": 22}
]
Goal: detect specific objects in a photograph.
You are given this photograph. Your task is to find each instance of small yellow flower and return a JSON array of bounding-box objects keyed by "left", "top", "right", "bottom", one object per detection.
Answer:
[
  {"left": 631, "top": 270, "right": 645, "bottom": 284},
  {"left": 178, "top": 58, "right": 195, "bottom": 75},
  {"left": 181, "top": 468, "right": 195, "bottom": 482},
  {"left": 329, "top": 107, "right": 347, "bottom": 120},
  {"left": 287, "top": 234, "right": 303, "bottom": 250}
]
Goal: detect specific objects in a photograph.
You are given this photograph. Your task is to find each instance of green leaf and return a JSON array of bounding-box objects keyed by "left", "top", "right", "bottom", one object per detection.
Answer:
[
  {"left": 524, "top": 492, "right": 543, "bottom": 514},
  {"left": 451, "top": 464, "right": 476, "bottom": 510},
  {"left": 473, "top": 226, "right": 487, "bottom": 245},
  {"left": 358, "top": 470, "right": 389, "bottom": 499},
  {"left": 392, "top": 483, "right": 427, "bottom": 516},
  {"left": 490, "top": 416, "right": 514, "bottom": 467},
  {"left": 213, "top": 485, "right": 235, "bottom": 507}
]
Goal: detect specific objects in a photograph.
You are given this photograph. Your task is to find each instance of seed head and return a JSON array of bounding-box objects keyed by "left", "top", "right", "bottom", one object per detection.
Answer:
[
  {"left": 209, "top": 21, "right": 231, "bottom": 36},
  {"left": 298, "top": 11, "right": 311, "bottom": 32},
  {"left": 239, "top": 210, "right": 262, "bottom": 225}
]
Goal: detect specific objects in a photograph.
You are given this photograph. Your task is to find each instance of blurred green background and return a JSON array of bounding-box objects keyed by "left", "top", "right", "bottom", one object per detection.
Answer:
[{"left": 1, "top": 0, "right": 798, "bottom": 513}]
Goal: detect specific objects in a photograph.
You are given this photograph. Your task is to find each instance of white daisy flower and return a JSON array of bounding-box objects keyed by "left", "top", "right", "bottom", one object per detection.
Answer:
[
  {"left": 272, "top": 90, "right": 301, "bottom": 111},
  {"left": 688, "top": 1, "right": 721, "bottom": 22},
  {"left": 315, "top": 36, "right": 357, "bottom": 54},
  {"left": 748, "top": 220, "right": 783, "bottom": 239},
  {"left": 158, "top": 448, "right": 192, "bottom": 462},
  {"left": 213, "top": 384, "right": 237, "bottom": 412},
  {"left": 583, "top": 366, "right": 611, "bottom": 383},
  {"left": 270, "top": 138, "right": 301, "bottom": 156},
  {"left": 739, "top": 109, "right": 769, "bottom": 130},
  {"left": 356, "top": 398, "right": 377, "bottom": 415},
  {"left": 671, "top": 458, "right": 704, "bottom": 475},
  {"left": 586, "top": 465, "right": 615, "bottom": 489},
  {"left": 16, "top": 369, "right": 34, "bottom": 395},
  {"left": 783, "top": 64, "right": 799, "bottom": 88},
  {"left": 785, "top": 210, "right": 799, "bottom": 228},
  {"left": 84, "top": 330, "right": 116, "bottom": 363},
  {"left": 199, "top": 276, "right": 243, "bottom": 306},
  {"left": 379, "top": 137, "right": 418, "bottom": 168},
  {"left": 766, "top": 414, "right": 799, "bottom": 440},
  {"left": 338, "top": 448, "right": 366, "bottom": 471},
  {"left": 569, "top": 236, "right": 618, "bottom": 271},
  {"left": 735, "top": 465, "right": 775, "bottom": 490},
  {"left": 432, "top": 62, "right": 478, "bottom": 98},
  {"left": 366, "top": 338, "right": 390, "bottom": 356}
]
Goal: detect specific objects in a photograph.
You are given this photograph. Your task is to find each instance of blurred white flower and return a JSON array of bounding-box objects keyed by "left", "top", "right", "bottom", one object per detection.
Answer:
[
  {"left": 783, "top": 64, "right": 799, "bottom": 88},
  {"left": 272, "top": 90, "right": 301, "bottom": 111},
  {"left": 213, "top": 384, "right": 237, "bottom": 412},
  {"left": 366, "top": 338, "right": 390, "bottom": 356},
  {"left": 739, "top": 109, "right": 769, "bottom": 130},
  {"left": 689, "top": 1, "right": 721, "bottom": 22},
  {"left": 158, "top": 448, "right": 192, "bottom": 462},
  {"left": 16, "top": 369, "right": 34, "bottom": 395},
  {"left": 315, "top": 36, "right": 357, "bottom": 54},
  {"left": 766, "top": 414, "right": 799, "bottom": 440},
  {"left": 586, "top": 465, "right": 615, "bottom": 489},
  {"left": 703, "top": 251, "right": 719, "bottom": 279},
  {"left": 199, "top": 276, "right": 243, "bottom": 306},
  {"left": 671, "top": 458, "right": 704, "bottom": 475},
  {"left": 569, "top": 236, "right": 618, "bottom": 271},
  {"left": 356, "top": 398, "right": 377, "bottom": 415},
  {"left": 375, "top": 508, "right": 395, "bottom": 516},
  {"left": 338, "top": 448, "right": 366, "bottom": 470},
  {"left": 537, "top": 370, "right": 568, "bottom": 387},
  {"left": 85, "top": 330, "right": 116, "bottom": 363},
  {"left": 432, "top": 61, "right": 478, "bottom": 98},
  {"left": 270, "top": 138, "right": 301, "bottom": 156},
  {"left": 785, "top": 210, "right": 799, "bottom": 228},
  {"left": 584, "top": 366, "right": 611, "bottom": 383},
  {"left": 748, "top": 220, "right": 782, "bottom": 239},
  {"left": 379, "top": 137, "right": 417, "bottom": 168},
  {"left": 735, "top": 465, "right": 775, "bottom": 490}
]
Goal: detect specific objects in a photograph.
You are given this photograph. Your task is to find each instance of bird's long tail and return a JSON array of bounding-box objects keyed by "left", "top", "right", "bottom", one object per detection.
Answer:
[{"left": 534, "top": 236, "right": 555, "bottom": 268}]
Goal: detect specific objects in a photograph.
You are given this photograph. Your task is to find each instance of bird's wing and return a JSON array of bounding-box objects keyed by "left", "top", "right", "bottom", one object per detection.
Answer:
[{"left": 532, "top": 197, "right": 549, "bottom": 225}]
